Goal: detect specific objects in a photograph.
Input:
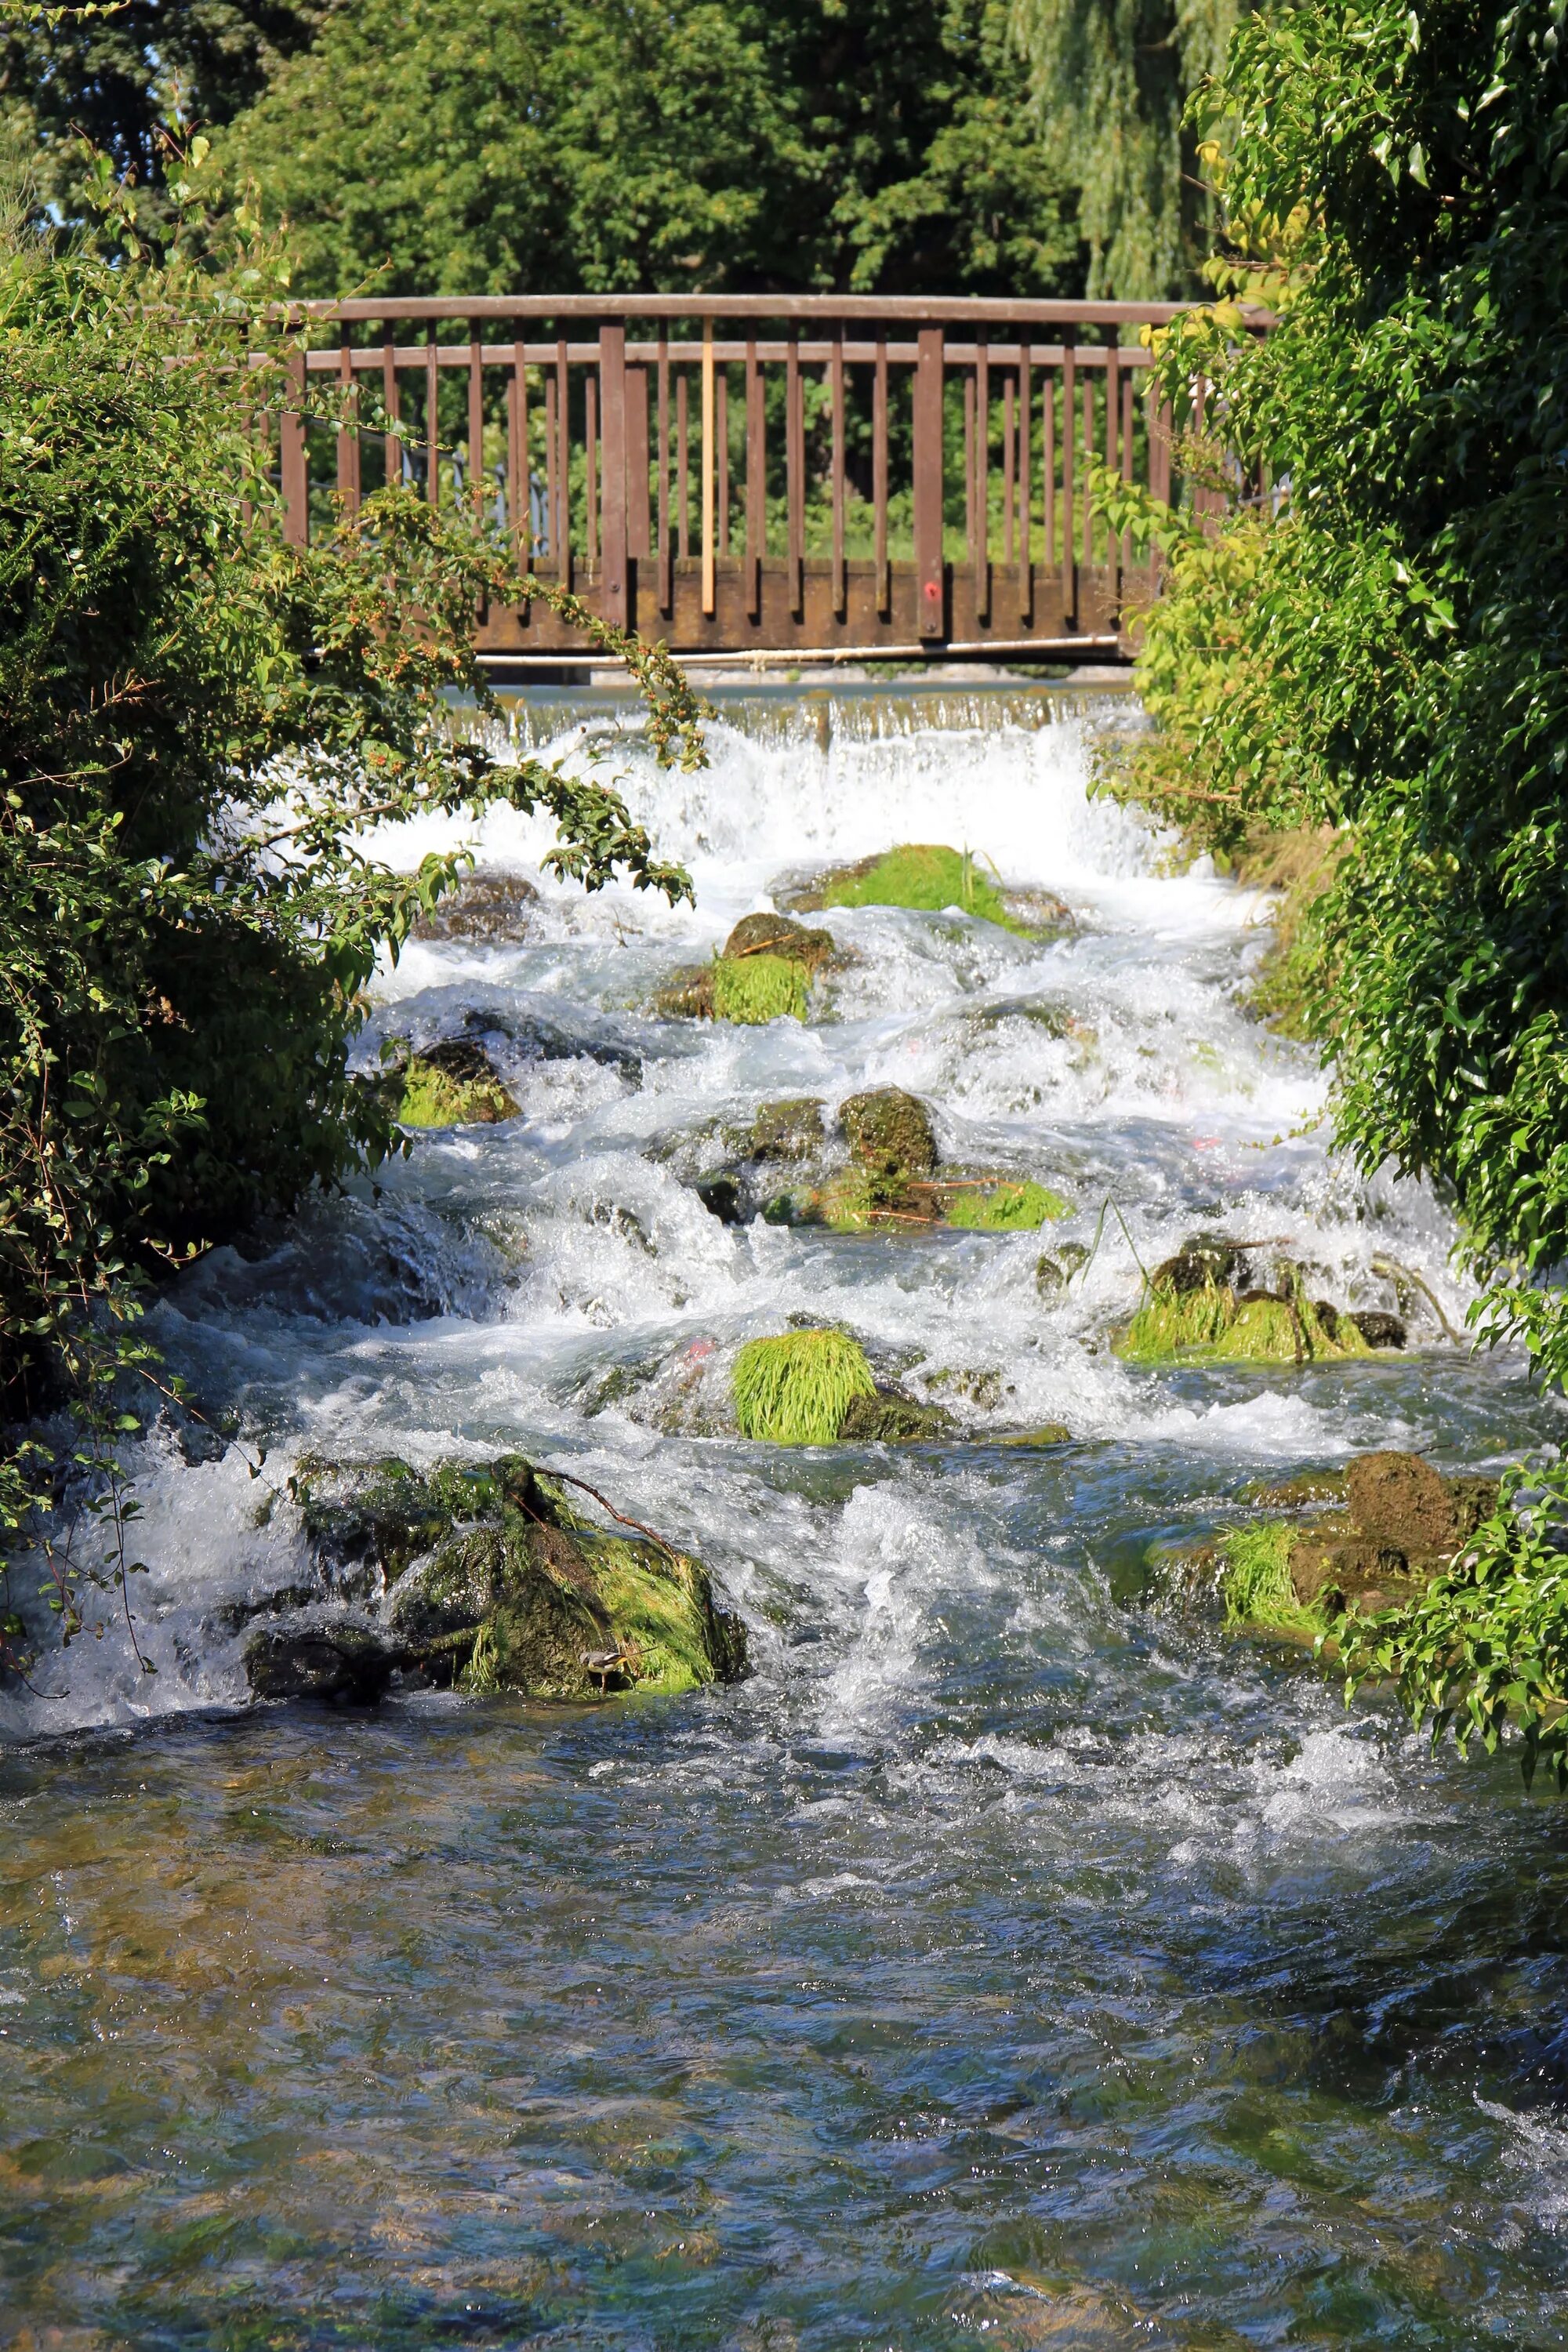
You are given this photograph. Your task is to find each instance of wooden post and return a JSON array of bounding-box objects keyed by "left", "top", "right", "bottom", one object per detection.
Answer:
[
  {"left": 657, "top": 332, "right": 672, "bottom": 614},
  {"left": 1061, "top": 347, "right": 1076, "bottom": 622},
  {"left": 677, "top": 371, "right": 689, "bottom": 561},
  {"left": 599, "top": 322, "right": 628, "bottom": 627},
  {"left": 425, "top": 328, "right": 439, "bottom": 508},
  {"left": 745, "top": 336, "right": 764, "bottom": 623},
  {"left": 336, "top": 342, "right": 360, "bottom": 515},
  {"left": 873, "top": 333, "right": 889, "bottom": 617},
  {"left": 717, "top": 369, "right": 730, "bottom": 556},
  {"left": 383, "top": 333, "right": 401, "bottom": 492},
  {"left": 913, "top": 325, "right": 945, "bottom": 641},
  {"left": 975, "top": 338, "right": 989, "bottom": 624},
  {"left": 701, "top": 317, "right": 716, "bottom": 618},
  {"left": 554, "top": 336, "right": 571, "bottom": 584},
  {"left": 786, "top": 329, "right": 804, "bottom": 620},
  {"left": 1082, "top": 368, "right": 1094, "bottom": 569},
  {"left": 281, "top": 346, "right": 307, "bottom": 545},
  {"left": 1018, "top": 348, "right": 1032, "bottom": 625},
  {"left": 585, "top": 369, "right": 599, "bottom": 564},
  {"left": 626, "top": 365, "right": 650, "bottom": 561},
  {"left": 829, "top": 321, "right": 845, "bottom": 621},
  {"left": 468, "top": 333, "right": 485, "bottom": 521},
  {"left": 509, "top": 338, "right": 528, "bottom": 565}
]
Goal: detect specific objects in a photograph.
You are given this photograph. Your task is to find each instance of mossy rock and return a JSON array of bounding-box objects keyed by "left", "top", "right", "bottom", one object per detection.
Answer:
[
  {"left": 840, "top": 1087, "right": 938, "bottom": 1178},
  {"left": 411, "top": 872, "right": 539, "bottom": 943},
  {"left": 746, "top": 1097, "right": 826, "bottom": 1160},
  {"left": 279, "top": 1454, "right": 746, "bottom": 1702},
  {"left": 733, "top": 1327, "right": 877, "bottom": 1444},
  {"left": 942, "top": 1178, "right": 1069, "bottom": 1231},
  {"left": 779, "top": 845, "right": 1072, "bottom": 938},
  {"left": 838, "top": 1387, "right": 957, "bottom": 1443},
  {"left": 1162, "top": 1450, "right": 1503, "bottom": 1650},
  {"left": 654, "top": 951, "right": 811, "bottom": 1025},
  {"left": 722, "top": 911, "right": 837, "bottom": 968},
  {"left": 395, "top": 1039, "right": 519, "bottom": 1128},
  {"left": 1116, "top": 1267, "right": 1377, "bottom": 1365}
]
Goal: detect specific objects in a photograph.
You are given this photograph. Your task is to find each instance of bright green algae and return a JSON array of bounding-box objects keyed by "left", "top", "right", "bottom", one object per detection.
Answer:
[
  {"left": 731, "top": 1328, "right": 877, "bottom": 1444},
  {"left": 818, "top": 843, "right": 1018, "bottom": 928}
]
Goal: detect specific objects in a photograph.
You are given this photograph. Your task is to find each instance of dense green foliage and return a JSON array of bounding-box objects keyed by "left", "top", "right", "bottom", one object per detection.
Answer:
[
  {"left": 1108, "top": 0, "right": 1568, "bottom": 1388},
  {"left": 0, "top": 191, "right": 700, "bottom": 1664},
  {"left": 1338, "top": 1465, "right": 1568, "bottom": 1790},
  {"left": 1011, "top": 0, "right": 1247, "bottom": 293},
  {"left": 217, "top": 0, "right": 1077, "bottom": 299}
]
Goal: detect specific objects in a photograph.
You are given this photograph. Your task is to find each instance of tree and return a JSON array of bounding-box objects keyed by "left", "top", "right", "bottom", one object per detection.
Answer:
[
  {"left": 0, "top": 171, "right": 701, "bottom": 1664},
  {"left": 215, "top": 0, "right": 1081, "bottom": 299},
  {"left": 1010, "top": 0, "right": 1251, "bottom": 296}
]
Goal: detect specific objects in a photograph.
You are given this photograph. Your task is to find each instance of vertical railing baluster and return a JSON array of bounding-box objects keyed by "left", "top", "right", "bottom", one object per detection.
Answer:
[
  {"left": 1061, "top": 347, "right": 1076, "bottom": 620},
  {"left": 913, "top": 325, "right": 945, "bottom": 641},
  {"left": 585, "top": 368, "right": 599, "bottom": 566},
  {"left": 508, "top": 337, "right": 526, "bottom": 561},
  {"left": 425, "top": 326, "right": 439, "bottom": 508},
  {"left": 1044, "top": 362, "right": 1055, "bottom": 583},
  {"left": 975, "top": 337, "right": 989, "bottom": 624},
  {"left": 830, "top": 321, "right": 845, "bottom": 621},
  {"left": 717, "top": 366, "right": 730, "bottom": 557},
  {"left": 554, "top": 335, "right": 571, "bottom": 585},
  {"left": 468, "top": 332, "right": 484, "bottom": 521},
  {"left": 745, "top": 333, "right": 764, "bottom": 623},
  {"left": 1105, "top": 342, "right": 1120, "bottom": 590},
  {"left": 626, "top": 364, "right": 650, "bottom": 566},
  {"left": 599, "top": 321, "right": 627, "bottom": 627},
  {"left": 1081, "top": 366, "right": 1094, "bottom": 569},
  {"left": 963, "top": 370, "right": 975, "bottom": 565},
  {"left": 281, "top": 344, "right": 307, "bottom": 545},
  {"left": 701, "top": 317, "right": 715, "bottom": 618},
  {"left": 1018, "top": 347, "right": 1032, "bottom": 625},
  {"left": 786, "top": 329, "right": 804, "bottom": 620},
  {"left": 544, "top": 367, "right": 557, "bottom": 572},
  {"left": 1003, "top": 373, "right": 1014, "bottom": 569},
  {"left": 336, "top": 340, "right": 360, "bottom": 516},
  {"left": 657, "top": 332, "right": 672, "bottom": 615},
  {"left": 1120, "top": 361, "right": 1134, "bottom": 582},
  {"left": 677, "top": 369, "right": 689, "bottom": 563},
  {"left": 873, "top": 332, "right": 888, "bottom": 618},
  {"left": 383, "top": 332, "right": 400, "bottom": 492}
]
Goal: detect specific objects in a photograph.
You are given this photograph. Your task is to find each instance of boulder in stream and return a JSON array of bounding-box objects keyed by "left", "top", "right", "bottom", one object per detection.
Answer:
[
  {"left": 653, "top": 913, "right": 839, "bottom": 1026},
  {"left": 389, "top": 1039, "right": 520, "bottom": 1128},
  {"left": 1156, "top": 1449, "right": 1501, "bottom": 1644},
  {"left": 247, "top": 1455, "right": 748, "bottom": 1704},
  {"left": 774, "top": 843, "right": 1074, "bottom": 939},
  {"left": 411, "top": 871, "right": 539, "bottom": 943}
]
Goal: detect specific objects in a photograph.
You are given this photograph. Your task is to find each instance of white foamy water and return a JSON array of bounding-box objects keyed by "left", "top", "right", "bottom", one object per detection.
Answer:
[{"left": 4, "top": 681, "right": 1556, "bottom": 1742}]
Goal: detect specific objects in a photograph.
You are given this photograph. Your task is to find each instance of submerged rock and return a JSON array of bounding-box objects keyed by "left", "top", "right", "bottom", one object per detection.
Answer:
[
  {"left": 393, "top": 1040, "right": 520, "bottom": 1128},
  {"left": 775, "top": 844, "right": 1074, "bottom": 938},
  {"left": 746, "top": 1097, "right": 826, "bottom": 1160},
  {"left": 653, "top": 914, "right": 839, "bottom": 1027},
  {"left": 840, "top": 1087, "right": 938, "bottom": 1178},
  {"left": 1157, "top": 1448, "right": 1501, "bottom": 1645},
  {"left": 838, "top": 1387, "right": 957, "bottom": 1443},
  {"left": 411, "top": 872, "right": 539, "bottom": 943},
  {"left": 256, "top": 1455, "right": 748, "bottom": 1704}
]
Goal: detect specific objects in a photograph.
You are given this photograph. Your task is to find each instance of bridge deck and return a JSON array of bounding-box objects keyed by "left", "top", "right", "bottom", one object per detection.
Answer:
[{"left": 274, "top": 296, "right": 1258, "bottom": 664}]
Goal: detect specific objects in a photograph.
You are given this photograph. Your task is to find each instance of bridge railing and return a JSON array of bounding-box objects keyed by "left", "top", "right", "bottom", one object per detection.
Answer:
[{"left": 274, "top": 294, "right": 1257, "bottom": 664}]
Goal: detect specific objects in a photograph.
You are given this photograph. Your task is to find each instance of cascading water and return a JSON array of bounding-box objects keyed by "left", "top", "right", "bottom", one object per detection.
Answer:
[{"left": 3, "top": 681, "right": 1567, "bottom": 2347}]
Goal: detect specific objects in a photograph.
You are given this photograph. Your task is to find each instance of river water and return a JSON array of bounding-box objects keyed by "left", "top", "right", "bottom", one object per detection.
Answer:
[{"left": 4, "top": 683, "right": 1568, "bottom": 2348}]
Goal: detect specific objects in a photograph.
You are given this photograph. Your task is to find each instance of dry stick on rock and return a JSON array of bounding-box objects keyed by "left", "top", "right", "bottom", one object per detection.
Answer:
[
  {"left": 1370, "top": 1254, "right": 1465, "bottom": 1345},
  {"left": 543, "top": 1467, "right": 685, "bottom": 1566}
]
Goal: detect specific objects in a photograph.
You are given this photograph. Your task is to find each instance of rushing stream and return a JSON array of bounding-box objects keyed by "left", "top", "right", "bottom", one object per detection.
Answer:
[{"left": 5, "top": 682, "right": 1568, "bottom": 2347}]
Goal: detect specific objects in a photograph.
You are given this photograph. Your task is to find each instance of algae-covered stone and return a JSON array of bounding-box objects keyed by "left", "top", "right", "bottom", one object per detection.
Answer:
[
  {"left": 943, "top": 1178, "right": 1069, "bottom": 1231},
  {"left": 1116, "top": 1261, "right": 1375, "bottom": 1365},
  {"left": 723, "top": 912, "right": 836, "bottom": 968},
  {"left": 838, "top": 1388, "right": 957, "bottom": 1443},
  {"left": 777, "top": 846, "right": 1073, "bottom": 939},
  {"left": 396, "top": 1039, "right": 519, "bottom": 1128},
  {"left": 281, "top": 1454, "right": 746, "bottom": 1702},
  {"left": 840, "top": 1087, "right": 938, "bottom": 1178},
  {"left": 748, "top": 1098, "right": 826, "bottom": 1160},
  {"left": 245, "top": 1621, "right": 395, "bottom": 1704},
  {"left": 732, "top": 1327, "right": 877, "bottom": 1444},
  {"left": 654, "top": 950, "right": 810, "bottom": 1025},
  {"left": 1160, "top": 1449, "right": 1503, "bottom": 1651}
]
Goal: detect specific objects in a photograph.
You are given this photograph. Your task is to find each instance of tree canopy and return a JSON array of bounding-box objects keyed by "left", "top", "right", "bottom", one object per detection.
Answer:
[{"left": 216, "top": 0, "right": 1080, "bottom": 299}]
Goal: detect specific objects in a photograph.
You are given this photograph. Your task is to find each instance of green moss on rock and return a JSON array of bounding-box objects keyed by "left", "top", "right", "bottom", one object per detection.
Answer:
[
  {"left": 945, "top": 1178, "right": 1069, "bottom": 1231},
  {"left": 396, "top": 1040, "right": 518, "bottom": 1127},
  {"left": 732, "top": 1328, "right": 877, "bottom": 1444},
  {"left": 711, "top": 952, "right": 810, "bottom": 1025},
  {"left": 288, "top": 1454, "right": 746, "bottom": 1701},
  {"left": 1116, "top": 1270, "right": 1374, "bottom": 1364},
  {"left": 840, "top": 1087, "right": 938, "bottom": 1178}
]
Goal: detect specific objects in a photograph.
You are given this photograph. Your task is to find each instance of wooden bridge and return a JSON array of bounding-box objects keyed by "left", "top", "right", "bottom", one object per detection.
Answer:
[{"left": 278, "top": 295, "right": 1248, "bottom": 668}]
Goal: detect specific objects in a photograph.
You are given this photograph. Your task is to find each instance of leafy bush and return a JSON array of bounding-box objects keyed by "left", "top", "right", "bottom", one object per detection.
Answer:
[
  {"left": 731, "top": 1329, "right": 877, "bottom": 1445},
  {"left": 0, "top": 179, "right": 702, "bottom": 1669},
  {"left": 1338, "top": 1462, "right": 1568, "bottom": 1790}
]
